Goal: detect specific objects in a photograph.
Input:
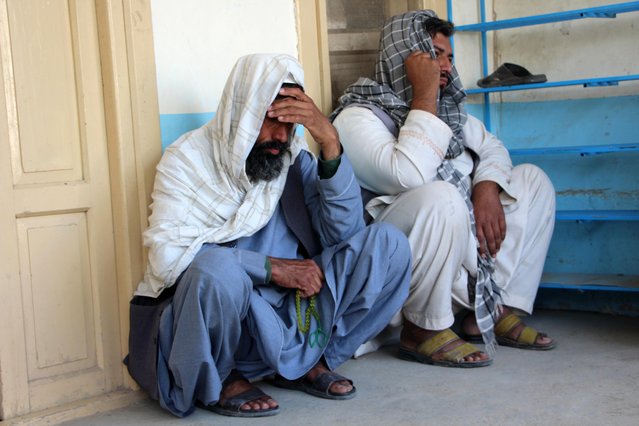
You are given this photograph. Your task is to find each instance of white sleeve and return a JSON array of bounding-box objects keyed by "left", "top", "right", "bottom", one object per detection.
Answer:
[
  {"left": 333, "top": 106, "right": 453, "bottom": 195},
  {"left": 463, "top": 114, "right": 513, "bottom": 193}
]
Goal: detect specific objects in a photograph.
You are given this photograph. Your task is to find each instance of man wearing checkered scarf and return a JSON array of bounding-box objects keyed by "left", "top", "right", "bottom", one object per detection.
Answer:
[{"left": 332, "top": 11, "right": 556, "bottom": 367}]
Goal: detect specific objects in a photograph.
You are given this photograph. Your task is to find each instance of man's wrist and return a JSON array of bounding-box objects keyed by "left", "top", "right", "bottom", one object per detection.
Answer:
[
  {"left": 473, "top": 180, "right": 501, "bottom": 197},
  {"left": 264, "top": 257, "right": 272, "bottom": 283},
  {"left": 317, "top": 134, "right": 342, "bottom": 161},
  {"left": 318, "top": 152, "right": 342, "bottom": 179},
  {"left": 410, "top": 96, "right": 437, "bottom": 115}
]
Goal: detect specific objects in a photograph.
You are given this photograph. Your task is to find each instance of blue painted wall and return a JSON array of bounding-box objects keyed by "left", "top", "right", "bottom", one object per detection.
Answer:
[
  {"left": 468, "top": 95, "right": 639, "bottom": 277},
  {"left": 160, "top": 112, "right": 215, "bottom": 150},
  {"left": 466, "top": 95, "right": 638, "bottom": 149}
]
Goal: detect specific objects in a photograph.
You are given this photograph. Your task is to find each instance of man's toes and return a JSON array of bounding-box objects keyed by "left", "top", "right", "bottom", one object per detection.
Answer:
[
  {"left": 537, "top": 334, "right": 553, "bottom": 345},
  {"left": 258, "top": 397, "right": 278, "bottom": 410},
  {"left": 265, "top": 397, "right": 279, "bottom": 409},
  {"left": 330, "top": 380, "right": 352, "bottom": 395},
  {"left": 464, "top": 351, "right": 488, "bottom": 363},
  {"left": 241, "top": 397, "right": 277, "bottom": 412},
  {"left": 240, "top": 401, "right": 256, "bottom": 412},
  {"left": 242, "top": 400, "right": 262, "bottom": 411}
]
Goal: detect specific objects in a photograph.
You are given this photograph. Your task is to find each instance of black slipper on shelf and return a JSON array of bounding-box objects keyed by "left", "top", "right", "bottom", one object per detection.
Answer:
[{"left": 477, "top": 63, "right": 547, "bottom": 88}]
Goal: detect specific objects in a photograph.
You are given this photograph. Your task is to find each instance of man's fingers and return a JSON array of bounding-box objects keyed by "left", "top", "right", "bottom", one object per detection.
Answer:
[
  {"left": 272, "top": 113, "right": 304, "bottom": 125},
  {"left": 268, "top": 103, "right": 313, "bottom": 124},
  {"left": 483, "top": 220, "right": 505, "bottom": 257},
  {"left": 483, "top": 226, "right": 496, "bottom": 258},
  {"left": 299, "top": 280, "right": 322, "bottom": 298},
  {"left": 296, "top": 260, "right": 323, "bottom": 297},
  {"left": 476, "top": 226, "right": 486, "bottom": 257},
  {"left": 487, "top": 235, "right": 498, "bottom": 258},
  {"left": 499, "top": 216, "right": 507, "bottom": 241},
  {"left": 278, "top": 86, "right": 306, "bottom": 100}
]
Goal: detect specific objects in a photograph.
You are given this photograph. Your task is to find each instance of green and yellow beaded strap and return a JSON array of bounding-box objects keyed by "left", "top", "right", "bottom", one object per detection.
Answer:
[{"left": 295, "top": 290, "right": 327, "bottom": 348}]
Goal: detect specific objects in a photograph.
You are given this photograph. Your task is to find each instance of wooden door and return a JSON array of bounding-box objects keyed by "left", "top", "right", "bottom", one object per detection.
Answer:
[{"left": 0, "top": 0, "right": 123, "bottom": 417}]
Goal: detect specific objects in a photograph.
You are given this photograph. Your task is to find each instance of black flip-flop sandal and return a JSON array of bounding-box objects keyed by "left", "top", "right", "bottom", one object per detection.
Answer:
[
  {"left": 200, "top": 387, "right": 280, "bottom": 418},
  {"left": 267, "top": 371, "right": 357, "bottom": 400},
  {"left": 198, "top": 370, "right": 280, "bottom": 417}
]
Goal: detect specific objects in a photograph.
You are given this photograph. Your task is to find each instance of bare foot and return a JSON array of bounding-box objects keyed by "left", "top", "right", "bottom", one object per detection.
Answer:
[
  {"left": 219, "top": 374, "right": 278, "bottom": 413},
  {"left": 306, "top": 362, "right": 353, "bottom": 396},
  {"left": 400, "top": 321, "right": 490, "bottom": 363},
  {"left": 463, "top": 307, "right": 554, "bottom": 347}
]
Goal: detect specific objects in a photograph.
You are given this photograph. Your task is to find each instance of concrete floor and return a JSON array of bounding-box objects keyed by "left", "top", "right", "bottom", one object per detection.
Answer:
[{"left": 61, "top": 310, "right": 639, "bottom": 426}]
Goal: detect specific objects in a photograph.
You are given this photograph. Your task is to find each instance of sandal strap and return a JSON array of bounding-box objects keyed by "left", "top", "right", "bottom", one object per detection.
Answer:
[
  {"left": 441, "top": 342, "right": 483, "bottom": 362},
  {"left": 416, "top": 329, "right": 460, "bottom": 356},
  {"left": 494, "top": 313, "right": 522, "bottom": 336},
  {"left": 494, "top": 313, "right": 541, "bottom": 345},
  {"left": 517, "top": 325, "right": 539, "bottom": 345},
  {"left": 308, "top": 371, "right": 353, "bottom": 395}
]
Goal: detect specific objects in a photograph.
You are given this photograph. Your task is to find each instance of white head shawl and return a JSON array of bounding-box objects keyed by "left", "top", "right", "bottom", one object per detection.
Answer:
[{"left": 137, "top": 53, "right": 307, "bottom": 297}]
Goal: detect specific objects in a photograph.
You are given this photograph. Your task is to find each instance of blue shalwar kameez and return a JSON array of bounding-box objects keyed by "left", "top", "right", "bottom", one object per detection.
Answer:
[
  {"left": 156, "top": 151, "right": 410, "bottom": 417},
  {"left": 127, "top": 53, "right": 411, "bottom": 418}
]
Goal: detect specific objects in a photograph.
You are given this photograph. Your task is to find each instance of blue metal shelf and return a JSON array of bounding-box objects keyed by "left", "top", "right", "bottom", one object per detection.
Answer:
[
  {"left": 456, "top": 2, "right": 639, "bottom": 32},
  {"left": 509, "top": 143, "right": 639, "bottom": 156},
  {"left": 447, "top": 2, "right": 639, "bottom": 302},
  {"left": 448, "top": 0, "right": 639, "bottom": 129},
  {"left": 539, "top": 272, "right": 639, "bottom": 292},
  {"left": 466, "top": 74, "right": 639, "bottom": 94},
  {"left": 556, "top": 210, "right": 639, "bottom": 221}
]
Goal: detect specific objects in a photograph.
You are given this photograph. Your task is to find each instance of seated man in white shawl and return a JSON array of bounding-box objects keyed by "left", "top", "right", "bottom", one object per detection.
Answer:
[
  {"left": 331, "top": 11, "right": 556, "bottom": 368},
  {"left": 125, "top": 53, "right": 411, "bottom": 418}
]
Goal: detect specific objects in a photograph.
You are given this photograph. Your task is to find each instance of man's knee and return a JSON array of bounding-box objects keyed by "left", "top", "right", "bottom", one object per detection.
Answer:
[
  {"left": 366, "top": 222, "right": 411, "bottom": 264},
  {"left": 388, "top": 182, "right": 469, "bottom": 238},
  {"left": 407, "top": 181, "right": 467, "bottom": 222},
  {"left": 181, "top": 245, "right": 252, "bottom": 305},
  {"left": 513, "top": 164, "right": 556, "bottom": 206}
]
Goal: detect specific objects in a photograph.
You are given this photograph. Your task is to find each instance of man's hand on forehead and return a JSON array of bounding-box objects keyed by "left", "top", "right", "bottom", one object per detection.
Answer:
[
  {"left": 275, "top": 83, "right": 303, "bottom": 100},
  {"left": 273, "top": 85, "right": 304, "bottom": 102},
  {"left": 267, "top": 86, "right": 316, "bottom": 123},
  {"left": 267, "top": 86, "right": 341, "bottom": 160}
]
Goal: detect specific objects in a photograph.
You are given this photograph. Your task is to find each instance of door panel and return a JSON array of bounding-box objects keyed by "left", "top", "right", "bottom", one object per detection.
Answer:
[
  {"left": 17, "top": 213, "right": 96, "bottom": 379},
  {"left": 6, "top": 0, "right": 83, "bottom": 184},
  {"left": 0, "top": 0, "right": 121, "bottom": 415}
]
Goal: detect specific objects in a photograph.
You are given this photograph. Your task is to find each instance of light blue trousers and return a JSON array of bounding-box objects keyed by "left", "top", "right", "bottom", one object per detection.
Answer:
[{"left": 156, "top": 223, "right": 410, "bottom": 417}]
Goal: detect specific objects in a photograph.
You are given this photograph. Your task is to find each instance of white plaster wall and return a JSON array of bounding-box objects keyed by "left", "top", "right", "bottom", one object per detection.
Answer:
[
  {"left": 150, "top": 0, "right": 299, "bottom": 114},
  {"left": 448, "top": 0, "right": 492, "bottom": 100},
  {"left": 451, "top": 0, "right": 639, "bottom": 102}
]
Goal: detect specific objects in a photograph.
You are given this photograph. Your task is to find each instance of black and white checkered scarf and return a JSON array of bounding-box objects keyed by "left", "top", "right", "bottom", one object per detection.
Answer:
[{"left": 331, "top": 10, "right": 502, "bottom": 353}]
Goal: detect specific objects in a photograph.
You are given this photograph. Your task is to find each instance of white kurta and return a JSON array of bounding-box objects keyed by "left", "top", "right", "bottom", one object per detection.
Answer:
[{"left": 333, "top": 106, "right": 556, "bottom": 335}]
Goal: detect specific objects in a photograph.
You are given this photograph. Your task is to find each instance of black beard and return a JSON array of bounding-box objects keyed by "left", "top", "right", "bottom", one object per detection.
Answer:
[{"left": 245, "top": 141, "right": 290, "bottom": 182}]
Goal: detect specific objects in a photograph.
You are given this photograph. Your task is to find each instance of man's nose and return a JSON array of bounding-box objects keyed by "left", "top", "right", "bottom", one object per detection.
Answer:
[
  {"left": 439, "top": 56, "right": 452, "bottom": 73},
  {"left": 272, "top": 122, "right": 290, "bottom": 143}
]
